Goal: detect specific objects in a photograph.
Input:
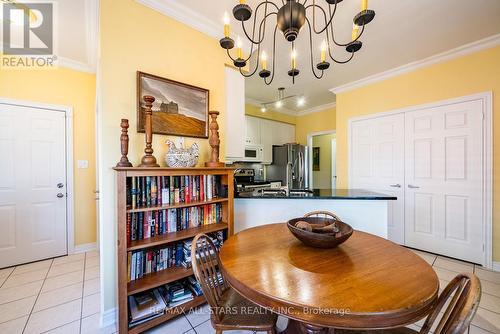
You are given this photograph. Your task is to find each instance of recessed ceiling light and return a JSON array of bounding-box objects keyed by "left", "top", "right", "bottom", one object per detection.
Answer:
[{"left": 297, "top": 97, "right": 306, "bottom": 107}]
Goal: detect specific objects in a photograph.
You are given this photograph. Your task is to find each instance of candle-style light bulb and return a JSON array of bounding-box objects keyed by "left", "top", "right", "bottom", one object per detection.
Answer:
[
  {"left": 261, "top": 51, "right": 268, "bottom": 70},
  {"left": 361, "top": 0, "right": 368, "bottom": 11},
  {"left": 236, "top": 36, "right": 243, "bottom": 59},
  {"left": 291, "top": 49, "right": 297, "bottom": 69},
  {"left": 223, "top": 11, "right": 230, "bottom": 38},
  {"left": 320, "top": 40, "right": 327, "bottom": 63},
  {"left": 352, "top": 23, "right": 360, "bottom": 41},
  {"left": 240, "top": 0, "right": 246, "bottom": 4}
]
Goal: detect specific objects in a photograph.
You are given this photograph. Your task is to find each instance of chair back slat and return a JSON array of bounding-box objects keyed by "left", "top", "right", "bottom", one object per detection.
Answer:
[
  {"left": 191, "top": 234, "right": 228, "bottom": 322},
  {"left": 420, "top": 273, "right": 481, "bottom": 334}
]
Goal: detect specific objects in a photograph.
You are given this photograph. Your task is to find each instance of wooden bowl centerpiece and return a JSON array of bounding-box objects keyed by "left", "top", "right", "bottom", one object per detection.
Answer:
[{"left": 287, "top": 211, "right": 353, "bottom": 248}]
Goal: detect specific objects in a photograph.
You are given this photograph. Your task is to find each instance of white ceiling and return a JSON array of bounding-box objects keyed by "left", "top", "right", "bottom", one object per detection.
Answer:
[
  {"left": 145, "top": 0, "right": 500, "bottom": 113},
  {"left": 0, "top": 0, "right": 97, "bottom": 72}
]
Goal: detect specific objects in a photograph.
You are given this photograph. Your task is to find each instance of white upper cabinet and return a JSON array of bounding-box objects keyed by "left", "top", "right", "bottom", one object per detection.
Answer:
[
  {"left": 245, "top": 115, "right": 261, "bottom": 145},
  {"left": 274, "top": 122, "right": 296, "bottom": 145},
  {"left": 249, "top": 116, "right": 296, "bottom": 164},
  {"left": 260, "top": 119, "right": 274, "bottom": 164},
  {"left": 224, "top": 67, "right": 245, "bottom": 160}
]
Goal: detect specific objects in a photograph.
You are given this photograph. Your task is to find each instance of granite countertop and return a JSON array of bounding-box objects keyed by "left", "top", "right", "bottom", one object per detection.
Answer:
[{"left": 235, "top": 188, "right": 397, "bottom": 200}]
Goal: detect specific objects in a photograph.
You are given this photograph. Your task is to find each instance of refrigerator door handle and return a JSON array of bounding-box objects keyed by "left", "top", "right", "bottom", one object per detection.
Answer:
[{"left": 298, "top": 151, "right": 304, "bottom": 185}]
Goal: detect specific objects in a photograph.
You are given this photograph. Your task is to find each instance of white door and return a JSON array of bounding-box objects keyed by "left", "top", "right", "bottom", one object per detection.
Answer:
[
  {"left": 405, "top": 100, "right": 484, "bottom": 263},
  {"left": 0, "top": 104, "right": 67, "bottom": 268},
  {"left": 331, "top": 138, "right": 337, "bottom": 189},
  {"left": 350, "top": 114, "right": 405, "bottom": 244}
]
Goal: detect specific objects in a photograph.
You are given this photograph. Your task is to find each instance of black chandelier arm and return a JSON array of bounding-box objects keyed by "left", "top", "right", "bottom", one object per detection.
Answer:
[
  {"left": 241, "top": 5, "right": 277, "bottom": 46},
  {"left": 264, "top": 25, "right": 279, "bottom": 86},
  {"left": 305, "top": 0, "right": 338, "bottom": 35},
  {"left": 239, "top": 44, "right": 263, "bottom": 78},
  {"left": 226, "top": 49, "right": 237, "bottom": 62},
  {"left": 327, "top": 4, "right": 367, "bottom": 47},
  {"left": 304, "top": 18, "right": 325, "bottom": 79},
  {"left": 320, "top": 19, "right": 356, "bottom": 64}
]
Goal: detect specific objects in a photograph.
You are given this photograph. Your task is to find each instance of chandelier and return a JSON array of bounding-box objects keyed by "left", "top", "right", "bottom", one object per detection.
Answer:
[{"left": 219, "top": 0, "right": 376, "bottom": 84}]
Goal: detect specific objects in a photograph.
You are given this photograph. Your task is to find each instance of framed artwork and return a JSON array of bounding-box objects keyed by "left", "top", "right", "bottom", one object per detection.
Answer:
[
  {"left": 137, "top": 71, "right": 209, "bottom": 138},
  {"left": 313, "top": 147, "right": 320, "bottom": 171}
]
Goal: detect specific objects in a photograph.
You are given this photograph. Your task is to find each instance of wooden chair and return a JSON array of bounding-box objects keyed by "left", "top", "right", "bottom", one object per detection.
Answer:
[
  {"left": 191, "top": 234, "right": 277, "bottom": 334},
  {"left": 338, "top": 273, "right": 481, "bottom": 334}
]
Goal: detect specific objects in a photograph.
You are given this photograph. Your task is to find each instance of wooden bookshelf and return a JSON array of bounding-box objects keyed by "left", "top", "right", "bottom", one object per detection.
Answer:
[
  {"left": 127, "top": 198, "right": 228, "bottom": 213},
  {"left": 115, "top": 167, "right": 234, "bottom": 334},
  {"left": 127, "top": 222, "right": 229, "bottom": 251}
]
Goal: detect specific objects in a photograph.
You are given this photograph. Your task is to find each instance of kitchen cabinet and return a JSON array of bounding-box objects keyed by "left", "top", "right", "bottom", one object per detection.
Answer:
[
  {"left": 274, "top": 122, "right": 295, "bottom": 145},
  {"left": 225, "top": 67, "right": 245, "bottom": 160},
  {"left": 245, "top": 115, "right": 261, "bottom": 145},
  {"left": 260, "top": 119, "right": 274, "bottom": 163}
]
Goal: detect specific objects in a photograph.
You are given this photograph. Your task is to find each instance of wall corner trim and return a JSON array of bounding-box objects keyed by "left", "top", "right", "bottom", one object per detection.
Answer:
[{"left": 330, "top": 33, "right": 500, "bottom": 95}]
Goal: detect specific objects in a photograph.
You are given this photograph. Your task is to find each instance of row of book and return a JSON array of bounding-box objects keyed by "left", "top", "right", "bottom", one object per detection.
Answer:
[
  {"left": 128, "top": 275, "right": 204, "bottom": 327},
  {"left": 127, "top": 232, "right": 224, "bottom": 282},
  {"left": 127, "top": 175, "right": 224, "bottom": 209},
  {"left": 126, "top": 204, "right": 223, "bottom": 242}
]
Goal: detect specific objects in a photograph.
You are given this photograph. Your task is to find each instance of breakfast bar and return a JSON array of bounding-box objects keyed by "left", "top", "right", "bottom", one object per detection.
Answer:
[{"left": 234, "top": 189, "right": 397, "bottom": 238}]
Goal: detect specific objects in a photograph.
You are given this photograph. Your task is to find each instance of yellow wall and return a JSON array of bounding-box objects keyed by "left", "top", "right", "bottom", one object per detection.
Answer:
[
  {"left": 245, "top": 104, "right": 296, "bottom": 124},
  {"left": 295, "top": 107, "right": 336, "bottom": 144},
  {"left": 336, "top": 46, "right": 500, "bottom": 260},
  {"left": 0, "top": 68, "right": 97, "bottom": 246},
  {"left": 312, "top": 134, "right": 335, "bottom": 189},
  {"left": 99, "top": 0, "right": 230, "bottom": 312}
]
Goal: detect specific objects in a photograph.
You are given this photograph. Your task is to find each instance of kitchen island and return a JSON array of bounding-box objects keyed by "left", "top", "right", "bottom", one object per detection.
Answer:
[{"left": 234, "top": 189, "right": 397, "bottom": 238}]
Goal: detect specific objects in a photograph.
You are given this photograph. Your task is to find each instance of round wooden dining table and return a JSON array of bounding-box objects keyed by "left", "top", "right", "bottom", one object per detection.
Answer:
[{"left": 219, "top": 223, "right": 439, "bottom": 334}]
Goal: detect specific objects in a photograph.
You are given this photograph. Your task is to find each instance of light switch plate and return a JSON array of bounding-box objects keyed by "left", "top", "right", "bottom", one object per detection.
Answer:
[{"left": 77, "top": 160, "right": 89, "bottom": 169}]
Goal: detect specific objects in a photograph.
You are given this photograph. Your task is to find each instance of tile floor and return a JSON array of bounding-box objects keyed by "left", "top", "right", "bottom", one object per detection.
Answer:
[
  {"left": 1, "top": 248, "right": 499, "bottom": 333},
  {"left": 0, "top": 250, "right": 113, "bottom": 334}
]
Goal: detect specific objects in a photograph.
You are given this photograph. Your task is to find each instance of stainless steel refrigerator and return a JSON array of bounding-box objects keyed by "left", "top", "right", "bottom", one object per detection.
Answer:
[{"left": 267, "top": 144, "right": 309, "bottom": 190}]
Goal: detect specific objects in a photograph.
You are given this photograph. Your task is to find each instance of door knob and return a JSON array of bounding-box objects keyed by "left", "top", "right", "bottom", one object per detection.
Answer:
[
  {"left": 408, "top": 185, "right": 420, "bottom": 189},
  {"left": 390, "top": 184, "right": 401, "bottom": 188},
  {"left": 57, "top": 193, "right": 64, "bottom": 198},
  {"left": 57, "top": 183, "right": 64, "bottom": 188}
]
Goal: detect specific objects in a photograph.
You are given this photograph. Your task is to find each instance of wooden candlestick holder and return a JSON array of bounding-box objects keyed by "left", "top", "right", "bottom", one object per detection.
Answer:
[
  {"left": 116, "top": 119, "right": 133, "bottom": 167},
  {"left": 205, "top": 110, "right": 225, "bottom": 168},
  {"left": 139, "top": 95, "right": 160, "bottom": 167}
]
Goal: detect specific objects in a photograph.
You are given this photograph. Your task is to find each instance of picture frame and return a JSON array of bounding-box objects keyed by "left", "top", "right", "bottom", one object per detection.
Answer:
[
  {"left": 137, "top": 71, "right": 209, "bottom": 138},
  {"left": 313, "top": 147, "right": 320, "bottom": 171}
]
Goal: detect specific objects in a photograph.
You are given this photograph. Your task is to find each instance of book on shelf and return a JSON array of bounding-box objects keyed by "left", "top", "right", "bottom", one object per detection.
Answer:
[
  {"left": 128, "top": 275, "right": 204, "bottom": 328},
  {"left": 128, "top": 289, "right": 166, "bottom": 327},
  {"left": 127, "top": 175, "right": 224, "bottom": 210},
  {"left": 128, "top": 231, "right": 224, "bottom": 282},
  {"left": 126, "top": 203, "right": 223, "bottom": 243}
]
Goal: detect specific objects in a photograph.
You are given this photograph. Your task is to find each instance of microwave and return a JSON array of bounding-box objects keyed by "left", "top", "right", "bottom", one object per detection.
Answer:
[{"left": 243, "top": 145, "right": 264, "bottom": 162}]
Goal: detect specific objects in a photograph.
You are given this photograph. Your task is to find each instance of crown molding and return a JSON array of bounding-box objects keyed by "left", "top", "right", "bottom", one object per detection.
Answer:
[
  {"left": 330, "top": 33, "right": 500, "bottom": 95},
  {"left": 296, "top": 102, "right": 336, "bottom": 116},
  {"left": 135, "top": 0, "right": 220, "bottom": 40}
]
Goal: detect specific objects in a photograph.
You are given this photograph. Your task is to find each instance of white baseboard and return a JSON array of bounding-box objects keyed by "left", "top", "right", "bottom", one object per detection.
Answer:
[
  {"left": 101, "top": 307, "right": 117, "bottom": 329},
  {"left": 73, "top": 242, "right": 97, "bottom": 254},
  {"left": 491, "top": 262, "right": 500, "bottom": 272}
]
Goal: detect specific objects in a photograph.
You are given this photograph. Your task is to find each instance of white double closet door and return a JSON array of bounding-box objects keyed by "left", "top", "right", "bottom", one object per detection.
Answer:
[
  {"left": 351, "top": 99, "right": 485, "bottom": 264},
  {"left": 0, "top": 103, "right": 68, "bottom": 268}
]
